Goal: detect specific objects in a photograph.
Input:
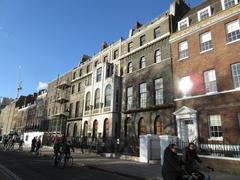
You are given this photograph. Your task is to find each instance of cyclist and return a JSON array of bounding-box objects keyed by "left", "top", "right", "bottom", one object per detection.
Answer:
[
  {"left": 53, "top": 138, "right": 62, "bottom": 166},
  {"left": 62, "top": 139, "right": 74, "bottom": 162},
  {"left": 182, "top": 142, "right": 205, "bottom": 180}
]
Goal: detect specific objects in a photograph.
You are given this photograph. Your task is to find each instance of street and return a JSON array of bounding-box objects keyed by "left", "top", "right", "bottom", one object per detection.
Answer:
[{"left": 0, "top": 150, "right": 136, "bottom": 180}]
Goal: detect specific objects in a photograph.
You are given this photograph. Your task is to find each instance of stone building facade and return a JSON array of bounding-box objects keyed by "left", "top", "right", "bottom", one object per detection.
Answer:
[
  {"left": 66, "top": 55, "right": 91, "bottom": 139},
  {"left": 170, "top": 0, "right": 240, "bottom": 144},
  {"left": 46, "top": 71, "right": 71, "bottom": 137},
  {"left": 82, "top": 40, "right": 122, "bottom": 141},
  {"left": 120, "top": 12, "right": 176, "bottom": 140}
]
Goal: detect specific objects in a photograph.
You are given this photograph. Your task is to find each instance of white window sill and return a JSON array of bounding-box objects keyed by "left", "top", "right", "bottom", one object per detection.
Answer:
[
  {"left": 200, "top": 48, "right": 213, "bottom": 54},
  {"left": 205, "top": 91, "right": 218, "bottom": 95},
  {"left": 208, "top": 137, "right": 223, "bottom": 141},
  {"left": 178, "top": 56, "right": 189, "bottom": 61},
  {"left": 226, "top": 39, "right": 240, "bottom": 45}
]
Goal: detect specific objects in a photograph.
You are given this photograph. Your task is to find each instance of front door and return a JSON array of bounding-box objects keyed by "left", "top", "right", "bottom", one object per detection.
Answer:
[{"left": 186, "top": 120, "right": 195, "bottom": 142}]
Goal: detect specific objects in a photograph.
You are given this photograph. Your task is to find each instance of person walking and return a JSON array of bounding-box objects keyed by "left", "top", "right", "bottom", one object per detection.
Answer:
[
  {"left": 162, "top": 143, "right": 184, "bottom": 180},
  {"left": 31, "top": 137, "right": 37, "bottom": 152},
  {"left": 182, "top": 142, "right": 205, "bottom": 179},
  {"left": 18, "top": 138, "right": 24, "bottom": 151},
  {"left": 35, "top": 137, "right": 42, "bottom": 155}
]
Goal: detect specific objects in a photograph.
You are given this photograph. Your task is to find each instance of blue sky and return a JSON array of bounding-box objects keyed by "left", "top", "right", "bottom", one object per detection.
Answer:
[{"left": 0, "top": 0, "right": 201, "bottom": 98}]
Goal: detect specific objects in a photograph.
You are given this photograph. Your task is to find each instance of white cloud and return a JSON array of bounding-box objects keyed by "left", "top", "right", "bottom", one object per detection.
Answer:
[{"left": 37, "top": 81, "right": 48, "bottom": 91}]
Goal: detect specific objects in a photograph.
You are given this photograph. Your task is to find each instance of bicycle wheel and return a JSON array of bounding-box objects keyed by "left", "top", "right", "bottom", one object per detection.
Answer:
[
  {"left": 66, "top": 156, "right": 73, "bottom": 167},
  {"left": 58, "top": 154, "right": 65, "bottom": 169}
]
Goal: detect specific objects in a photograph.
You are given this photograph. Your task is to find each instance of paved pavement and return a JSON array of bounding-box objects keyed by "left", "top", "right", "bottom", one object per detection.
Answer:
[{"left": 4, "top": 145, "right": 240, "bottom": 180}]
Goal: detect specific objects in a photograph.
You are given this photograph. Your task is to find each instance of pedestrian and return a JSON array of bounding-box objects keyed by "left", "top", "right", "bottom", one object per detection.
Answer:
[
  {"left": 18, "top": 138, "right": 24, "bottom": 151},
  {"left": 3, "top": 136, "right": 8, "bottom": 148},
  {"left": 31, "top": 137, "right": 37, "bottom": 152},
  {"left": 35, "top": 137, "right": 42, "bottom": 154},
  {"left": 162, "top": 143, "right": 184, "bottom": 180},
  {"left": 182, "top": 142, "right": 205, "bottom": 179}
]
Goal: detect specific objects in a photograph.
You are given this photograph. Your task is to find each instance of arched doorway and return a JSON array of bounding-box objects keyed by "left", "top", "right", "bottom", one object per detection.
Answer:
[
  {"left": 73, "top": 123, "right": 78, "bottom": 137},
  {"left": 154, "top": 116, "right": 163, "bottom": 135},
  {"left": 138, "top": 118, "right": 147, "bottom": 137},
  {"left": 92, "top": 120, "right": 98, "bottom": 141},
  {"left": 103, "top": 118, "right": 109, "bottom": 141},
  {"left": 66, "top": 124, "right": 70, "bottom": 137},
  {"left": 83, "top": 121, "right": 88, "bottom": 137}
]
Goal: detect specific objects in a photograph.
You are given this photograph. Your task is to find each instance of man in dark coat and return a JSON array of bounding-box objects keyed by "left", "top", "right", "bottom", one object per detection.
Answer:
[
  {"left": 182, "top": 143, "right": 204, "bottom": 179},
  {"left": 162, "top": 144, "right": 184, "bottom": 180},
  {"left": 31, "top": 137, "right": 37, "bottom": 152}
]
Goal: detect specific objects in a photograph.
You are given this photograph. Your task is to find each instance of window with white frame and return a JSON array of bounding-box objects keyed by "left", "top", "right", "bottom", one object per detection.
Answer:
[
  {"left": 231, "top": 63, "right": 240, "bottom": 88},
  {"left": 155, "top": 49, "right": 161, "bottom": 63},
  {"left": 140, "top": 35, "right": 146, "bottom": 46},
  {"left": 221, "top": 0, "right": 238, "bottom": 10},
  {"left": 140, "top": 56, "right": 146, "bottom": 69},
  {"left": 127, "top": 87, "right": 133, "bottom": 110},
  {"left": 96, "top": 67, "right": 102, "bottom": 82},
  {"left": 178, "top": 17, "right": 189, "bottom": 31},
  {"left": 113, "top": 49, "right": 119, "bottom": 59},
  {"left": 200, "top": 32, "right": 212, "bottom": 52},
  {"left": 104, "top": 85, "right": 112, "bottom": 107},
  {"left": 128, "top": 42, "right": 133, "bottom": 52},
  {"left": 103, "top": 55, "right": 108, "bottom": 62},
  {"left": 208, "top": 115, "right": 223, "bottom": 139},
  {"left": 154, "top": 78, "right": 163, "bottom": 105},
  {"left": 127, "top": 62, "right": 133, "bottom": 73},
  {"left": 85, "top": 92, "right": 91, "bottom": 111},
  {"left": 226, "top": 20, "right": 240, "bottom": 43},
  {"left": 154, "top": 26, "right": 160, "bottom": 39},
  {"left": 94, "top": 89, "right": 100, "bottom": 109},
  {"left": 179, "top": 41, "right": 188, "bottom": 60},
  {"left": 198, "top": 6, "right": 211, "bottom": 21},
  {"left": 79, "top": 69, "right": 82, "bottom": 77},
  {"left": 204, "top": 69, "right": 217, "bottom": 93},
  {"left": 139, "top": 83, "right": 147, "bottom": 108}
]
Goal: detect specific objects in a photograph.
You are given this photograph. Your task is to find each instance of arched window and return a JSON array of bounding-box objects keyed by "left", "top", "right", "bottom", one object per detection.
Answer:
[
  {"left": 140, "top": 56, "right": 146, "bottom": 69},
  {"left": 66, "top": 124, "right": 70, "bottom": 137},
  {"left": 155, "top": 49, "right": 161, "bottom": 63},
  {"left": 138, "top": 118, "right": 147, "bottom": 136},
  {"left": 127, "top": 62, "right": 133, "bottom": 73},
  {"left": 83, "top": 121, "right": 88, "bottom": 137},
  {"left": 85, "top": 92, "right": 91, "bottom": 111},
  {"left": 93, "top": 120, "right": 98, "bottom": 140},
  {"left": 103, "top": 118, "right": 110, "bottom": 140},
  {"left": 94, "top": 89, "right": 100, "bottom": 109},
  {"left": 154, "top": 116, "right": 163, "bottom": 135},
  {"left": 73, "top": 123, "right": 78, "bottom": 137},
  {"left": 105, "top": 85, "right": 112, "bottom": 107}
]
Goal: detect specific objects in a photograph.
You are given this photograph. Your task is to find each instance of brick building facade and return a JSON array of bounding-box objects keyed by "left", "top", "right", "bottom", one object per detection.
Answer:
[{"left": 170, "top": 0, "right": 240, "bottom": 144}]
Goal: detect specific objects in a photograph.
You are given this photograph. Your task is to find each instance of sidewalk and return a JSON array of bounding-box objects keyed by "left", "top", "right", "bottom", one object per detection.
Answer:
[{"left": 28, "top": 146, "right": 240, "bottom": 180}]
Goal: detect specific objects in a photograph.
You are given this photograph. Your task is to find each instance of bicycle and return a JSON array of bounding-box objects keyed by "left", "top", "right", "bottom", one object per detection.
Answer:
[
  {"left": 182, "top": 166, "right": 215, "bottom": 180},
  {"left": 53, "top": 152, "right": 73, "bottom": 168}
]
